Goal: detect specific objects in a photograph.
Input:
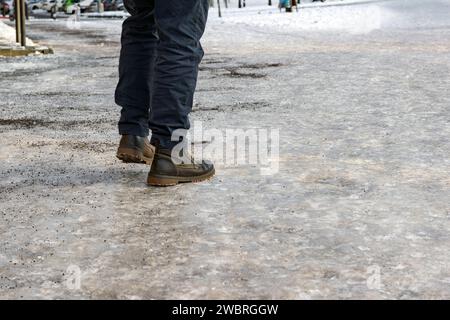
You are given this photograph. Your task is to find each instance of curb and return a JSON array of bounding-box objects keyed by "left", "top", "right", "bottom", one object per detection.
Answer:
[
  {"left": 82, "top": 12, "right": 130, "bottom": 19},
  {"left": 0, "top": 45, "right": 54, "bottom": 57}
]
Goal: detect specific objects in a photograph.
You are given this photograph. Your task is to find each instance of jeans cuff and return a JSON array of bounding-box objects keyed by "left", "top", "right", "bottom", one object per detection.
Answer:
[{"left": 119, "top": 124, "right": 149, "bottom": 137}]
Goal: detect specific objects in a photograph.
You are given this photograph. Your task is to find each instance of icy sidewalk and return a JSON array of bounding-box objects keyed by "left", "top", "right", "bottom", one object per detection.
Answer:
[{"left": 1, "top": 0, "right": 450, "bottom": 299}]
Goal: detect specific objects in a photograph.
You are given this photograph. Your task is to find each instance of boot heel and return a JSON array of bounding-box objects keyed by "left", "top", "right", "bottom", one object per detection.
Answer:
[
  {"left": 117, "top": 148, "right": 153, "bottom": 165},
  {"left": 147, "top": 175, "right": 179, "bottom": 187}
]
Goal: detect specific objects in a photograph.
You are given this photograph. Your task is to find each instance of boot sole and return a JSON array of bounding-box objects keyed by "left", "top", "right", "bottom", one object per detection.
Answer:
[
  {"left": 117, "top": 147, "right": 154, "bottom": 165},
  {"left": 147, "top": 168, "right": 215, "bottom": 187}
]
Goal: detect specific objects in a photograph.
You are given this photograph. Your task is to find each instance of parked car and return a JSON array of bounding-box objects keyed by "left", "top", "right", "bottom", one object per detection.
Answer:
[
  {"left": 42, "top": 0, "right": 63, "bottom": 12},
  {"left": 102, "top": 0, "right": 118, "bottom": 11},
  {"left": 86, "top": 0, "right": 123, "bottom": 12},
  {"left": 86, "top": 0, "right": 99, "bottom": 12},
  {"left": 28, "top": 0, "right": 43, "bottom": 10},
  {"left": 6, "top": 0, "right": 31, "bottom": 20},
  {"left": 116, "top": 0, "right": 123, "bottom": 11},
  {"left": 0, "top": 0, "right": 11, "bottom": 16},
  {"left": 64, "top": 0, "right": 92, "bottom": 14}
]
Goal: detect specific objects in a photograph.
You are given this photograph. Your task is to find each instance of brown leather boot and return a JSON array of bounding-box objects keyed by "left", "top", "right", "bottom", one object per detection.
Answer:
[
  {"left": 147, "top": 148, "right": 215, "bottom": 186},
  {"left": 116, "top": 135, "right": 155, "bottom": 165}
]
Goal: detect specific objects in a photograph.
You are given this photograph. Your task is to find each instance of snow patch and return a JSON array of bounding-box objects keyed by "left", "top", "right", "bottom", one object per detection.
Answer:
[
  {"left": 210, "top": 1, "right": 393, "bottom": 35},
  {"left": 0, "top": 20, "right": 35, "bottom": 46}
]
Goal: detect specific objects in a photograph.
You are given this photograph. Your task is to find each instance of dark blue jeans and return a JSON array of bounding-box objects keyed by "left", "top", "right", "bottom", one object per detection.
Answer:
[{"left": 115, "top": 0, "right": 209, "bottom": 149}]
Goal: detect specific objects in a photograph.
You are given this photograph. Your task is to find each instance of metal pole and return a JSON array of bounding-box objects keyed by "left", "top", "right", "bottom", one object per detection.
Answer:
[
  {"left": 19, "top": 0, "right": 26, "bottom": 46},
  {"left": 14, "top": 0, "right": 26, "bottom": 46},
  {"left": 15, "top": 0, "right": 21, "bottom": 44}
]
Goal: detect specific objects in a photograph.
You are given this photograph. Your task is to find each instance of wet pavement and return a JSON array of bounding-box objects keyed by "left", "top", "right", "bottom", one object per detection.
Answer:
[{"left": 0, "top": 0, "right": 449, "bottom": 299}]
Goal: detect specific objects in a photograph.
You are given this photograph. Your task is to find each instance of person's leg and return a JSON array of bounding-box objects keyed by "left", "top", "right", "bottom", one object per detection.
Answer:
[
  {"left": 115, "top": 0, "right": 157, "bottom": 138},
  {"left": 147, "top": 0, "right": 214, "bottom": 186},
  {"left": 149, "top": 0, "right": 209, "bottom": 148}
]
